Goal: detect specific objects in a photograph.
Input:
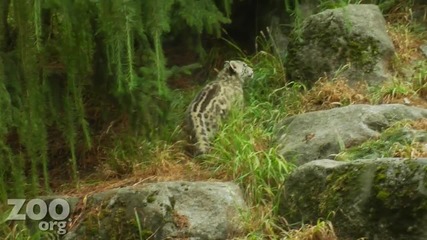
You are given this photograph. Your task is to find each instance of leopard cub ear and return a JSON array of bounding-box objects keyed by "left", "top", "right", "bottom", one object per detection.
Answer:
[
  {"left": 227, "top": 60, "right": 239, "bottom": 75},
  {"left": 223, "top": 61, "right": 230, "bottom": 68}
]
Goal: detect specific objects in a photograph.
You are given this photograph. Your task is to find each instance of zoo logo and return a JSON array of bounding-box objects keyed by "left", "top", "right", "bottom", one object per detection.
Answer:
[{"left": 6, "top": 198, "right": 70, "bottom": 235}]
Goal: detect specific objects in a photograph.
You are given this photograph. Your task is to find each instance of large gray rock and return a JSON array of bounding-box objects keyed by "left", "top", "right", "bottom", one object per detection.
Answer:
[
  {"left": 279, "top": 158, "right": 427, "bottom": 240},
  {"left": 275, "top": 104, "right": 427, "bottom": 165},
  {"left": 63, "top": 181, "right": 247, "bottom": 239},
  {"left": 286, "top": 4, "right": 395, "bottom": 86}
]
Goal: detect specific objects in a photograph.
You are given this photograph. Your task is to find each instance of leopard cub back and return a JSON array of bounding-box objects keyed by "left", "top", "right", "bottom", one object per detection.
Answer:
[{"left": 184, "top": 60, "right": 254, "bottom": 156}]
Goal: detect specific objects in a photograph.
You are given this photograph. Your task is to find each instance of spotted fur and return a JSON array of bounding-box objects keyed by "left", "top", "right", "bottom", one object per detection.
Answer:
[{"left": 184, "top": 60, "right": 254, "bottom": 155}]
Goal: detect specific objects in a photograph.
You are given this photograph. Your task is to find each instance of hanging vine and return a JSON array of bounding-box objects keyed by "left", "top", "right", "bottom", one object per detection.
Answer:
[{"left": 0, "top": 0, "right": 232, "bottom": 199}]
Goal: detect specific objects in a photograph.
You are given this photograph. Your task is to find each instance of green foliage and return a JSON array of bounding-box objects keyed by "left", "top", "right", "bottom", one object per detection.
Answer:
[
  {"left": 0, "top": 0, "right": 231, "bottom": 199},
  {"left": 284, "top": 0, "right": 407, "bottom": 13},
  {"left": 198, "top": 39, "right": 299, "bottom": 235},
  {"left": 377, "top": 0, "right": 415, "bottom": 12},
  {"left": 412, "top": 60, "right": 427, "bottom": 98},
  {"left": 204, "top": 32, "right": 303, "bottom": 199},
  {"left": 0, "top": 208, "right": 53, "bottom": 240},
  {"left": 249, "top": 28, "right": 306, "bottom": 116},
  {"left": 368, "top": 77, "right": 415, "bottom": 104},
  {"left": 176, "top": 0, "right": 230, "bottom": 36},
  {"left": 200, "top": 101, "right": 295, "bottom": 235},
  {"left": 317, "top": 0, "right": 362, "bottom": 9}
]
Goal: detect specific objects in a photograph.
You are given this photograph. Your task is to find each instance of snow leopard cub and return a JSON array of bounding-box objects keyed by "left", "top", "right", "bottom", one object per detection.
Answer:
[{"left": 184, "top": 60, "right": 254, "bottom": 156}]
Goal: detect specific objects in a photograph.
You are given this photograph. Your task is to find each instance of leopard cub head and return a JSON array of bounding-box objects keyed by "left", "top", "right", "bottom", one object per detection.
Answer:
[{"left": 224, "top": 60, "right": 254, "bottom": 81}]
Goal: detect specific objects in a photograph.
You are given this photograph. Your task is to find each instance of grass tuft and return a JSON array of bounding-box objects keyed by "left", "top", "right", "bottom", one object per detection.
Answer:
[
  {"left": 283, "top": 220, "right": 338, "bottom": 240},
  {"left": 302, "top": 77, "right": 369, "bottom": 111},
  {"left": 336, "top": 119, "right": 427, "bottom": 161}
]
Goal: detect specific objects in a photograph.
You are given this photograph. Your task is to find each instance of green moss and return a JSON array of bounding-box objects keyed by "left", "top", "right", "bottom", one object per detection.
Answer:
[
  {"left": 318, "top": 160, "right": 427, "bottom": 238},
  {"left": 146, "top": 190, "right": 160, "bottom": 204},
  {"left": 284, "top": 157, "right": 427, "bottom": 239},
  {"left": 376, "top": 190, "right": 390, "bottom": 201},
  {"left": 375, "top": 166, "right": 387, "bottom": 182},
  {"left": 375, "top": 172, "right": 386, "bottom": 181},
  {"left": 424, "top": 166, "right": 427, "bottom": 190},
  {"left": 347, "top": 36, "right": 380, "bottom": 68},
  {"left": 371, "top": 160, "right": 427, "bottom": 214},
  {"left": 319, "top": 165, "right": 363, "bottom": 214}
]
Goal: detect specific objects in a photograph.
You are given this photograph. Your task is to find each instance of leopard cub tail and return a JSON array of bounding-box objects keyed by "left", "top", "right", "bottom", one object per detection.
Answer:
[
  {"left": 194, "top": 135, "right": 210, "bottom": 156},
  {"left": 183, "top": 117, "right": 210, "bottom": 157}
]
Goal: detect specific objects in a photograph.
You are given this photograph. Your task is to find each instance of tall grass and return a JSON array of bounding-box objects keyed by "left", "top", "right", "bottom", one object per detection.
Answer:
[{"left": 193, "top": 31, "right": 305, "bottom": 236}]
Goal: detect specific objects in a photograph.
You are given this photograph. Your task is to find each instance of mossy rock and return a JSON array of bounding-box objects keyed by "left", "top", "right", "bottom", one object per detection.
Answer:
[
  {"left": 62, "top": 182, "right": 247, "bottom": 240},
  {"left": 274, "top": 104, "right": 427, "bottom": 166},
  {"left": 285, "top": 4, "right": 395, "bottom": 86},
  {"left": 280, "top": 158, "right": 427, "bottom": 240}
]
